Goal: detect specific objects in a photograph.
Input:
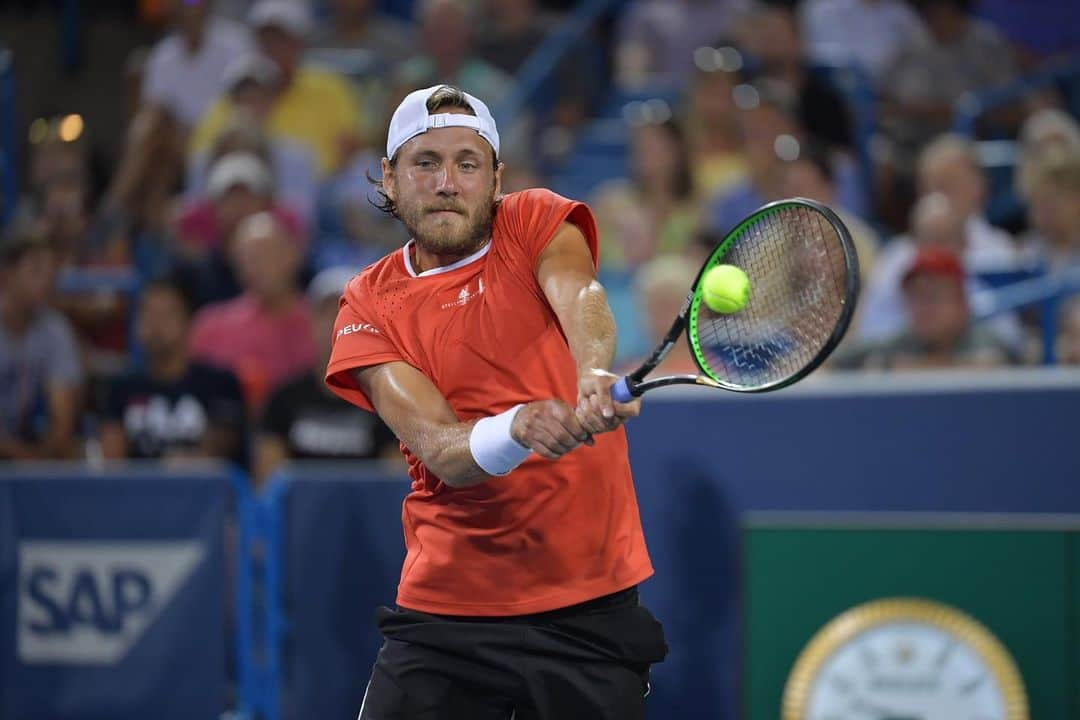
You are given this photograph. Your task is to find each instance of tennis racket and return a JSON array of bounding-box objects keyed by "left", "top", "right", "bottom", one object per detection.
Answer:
[{"left": 611, "top": 197, "right": 859, "bottom": 402}]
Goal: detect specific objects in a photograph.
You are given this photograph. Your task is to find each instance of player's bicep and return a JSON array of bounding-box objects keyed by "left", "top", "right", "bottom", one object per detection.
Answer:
[
  {"left": 536, "top": 222, "right": 599, "bottom": 311},
  {"left": 351, "top": 362, "right": 460, "bottom": 452}
]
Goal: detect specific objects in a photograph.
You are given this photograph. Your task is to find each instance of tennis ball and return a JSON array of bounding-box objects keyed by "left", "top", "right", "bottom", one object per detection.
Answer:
[{"left": 701, "top": 264, "right": 751, "bottom": 314}]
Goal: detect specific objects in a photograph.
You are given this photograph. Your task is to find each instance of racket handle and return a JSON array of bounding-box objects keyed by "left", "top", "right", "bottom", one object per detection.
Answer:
[{"left": 611, "top": 376, "right": 638, "bottom": 403}]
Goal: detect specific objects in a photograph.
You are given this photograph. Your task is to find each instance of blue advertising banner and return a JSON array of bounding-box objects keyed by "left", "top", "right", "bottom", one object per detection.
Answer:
[
  {"left": 263, "top": 463, "right": 408, "bottom": 720},
  {"left": 259, "top": 371, "right": 1080, "bottom": 720},
  {"left": 0, "top": 465, "right": 232, "bottom": 720}
]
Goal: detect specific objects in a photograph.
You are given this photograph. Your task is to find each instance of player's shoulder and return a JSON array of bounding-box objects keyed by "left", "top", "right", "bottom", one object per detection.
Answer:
[
  {"left": 500, "top": 187, "right": 578, "bottom": 210},
  {"left": 342, "top": 250, "right": 407, "bottom": 304},
  {"left": 496, "top": 188, "right": 586, "bottom": 225}
]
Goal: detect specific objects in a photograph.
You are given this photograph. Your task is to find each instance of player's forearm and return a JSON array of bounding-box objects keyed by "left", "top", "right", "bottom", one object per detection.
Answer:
[
  {"left": 561, "top": 280, "right": 617, "bottom": 373},
  {"left": 411, "top": 421, "right": 492, "bottom": 488},
  {"left": 355, "top": 364, "right": 539, "bottom": 487}
]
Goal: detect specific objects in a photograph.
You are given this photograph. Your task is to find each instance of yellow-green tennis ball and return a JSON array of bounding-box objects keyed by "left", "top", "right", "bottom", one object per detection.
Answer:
[{"left": 702, "top": 264, "right": 751, "bottom": 313}]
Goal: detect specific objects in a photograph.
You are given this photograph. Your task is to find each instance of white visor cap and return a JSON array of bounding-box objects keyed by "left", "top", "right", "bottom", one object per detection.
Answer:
[{"left": 386, "top": 85, "right": 500, "bottom": 162}]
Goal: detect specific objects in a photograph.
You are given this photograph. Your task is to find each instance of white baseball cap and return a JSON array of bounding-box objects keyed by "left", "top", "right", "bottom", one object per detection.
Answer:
[
  {"left": 207, "top": 152, "right": 274, "bottom": 199},
  {"left": 248, "top": 0, "right": 313, "bottom": 37},
  {"left": 386, "top": 85, "right": 500, "bottom": 161},
  {"left": 222, "top": 53, "right": 280, "bottom": 91}
]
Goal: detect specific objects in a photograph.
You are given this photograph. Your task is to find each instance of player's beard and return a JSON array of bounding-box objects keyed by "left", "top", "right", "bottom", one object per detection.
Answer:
[{"left": 398, "top": 187, "right": 498, "bottom": 257}]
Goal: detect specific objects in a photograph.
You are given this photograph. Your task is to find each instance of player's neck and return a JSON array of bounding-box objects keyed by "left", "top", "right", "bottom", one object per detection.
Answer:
[{"left": 411, "top": 238, "right": 489, "bottom": 274}]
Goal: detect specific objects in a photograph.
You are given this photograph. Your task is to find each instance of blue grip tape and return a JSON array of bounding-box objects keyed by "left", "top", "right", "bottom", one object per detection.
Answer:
[{"left": 611, "top": 377, "right": 634, "bottom": 403}]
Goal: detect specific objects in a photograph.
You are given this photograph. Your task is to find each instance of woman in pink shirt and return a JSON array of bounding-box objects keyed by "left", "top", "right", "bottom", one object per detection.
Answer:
[{"left": 189, "top": 211, "right": 316, "bottom": 411}]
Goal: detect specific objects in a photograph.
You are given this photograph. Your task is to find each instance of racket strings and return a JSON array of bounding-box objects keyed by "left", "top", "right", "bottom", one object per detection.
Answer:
[{"left": 694, "top": 205, "right": 850, "bottom": 389}]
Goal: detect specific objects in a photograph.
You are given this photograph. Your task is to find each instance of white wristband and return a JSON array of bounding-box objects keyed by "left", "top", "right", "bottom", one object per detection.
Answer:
[{"left": 469, "top": 404, "right": 532, "bottom": 476}]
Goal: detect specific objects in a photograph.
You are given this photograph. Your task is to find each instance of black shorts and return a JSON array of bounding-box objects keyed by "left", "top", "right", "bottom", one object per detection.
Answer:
[{"left": 357, "top": 587, "right": 668, "bottom": 720}]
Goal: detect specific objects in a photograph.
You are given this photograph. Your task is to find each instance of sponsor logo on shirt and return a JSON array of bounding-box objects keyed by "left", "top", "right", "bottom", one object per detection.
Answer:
[
  {"left": 336, "top": 322, "right": 381, "bottom": 339},
  {"left": 124, "top": 395, "right": 208, "bottom": 456},
  {"left": 441, "top": 278, "right": 485, "bottom": 309}
]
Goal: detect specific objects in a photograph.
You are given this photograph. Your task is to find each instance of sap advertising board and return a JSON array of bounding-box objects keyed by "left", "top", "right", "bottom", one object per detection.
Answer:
[
  {"left": 2, "top": 472, "right": 229, "bottom": 719},
  {"left": 18, "top": 541, "right": 204, "bottom": 664}
]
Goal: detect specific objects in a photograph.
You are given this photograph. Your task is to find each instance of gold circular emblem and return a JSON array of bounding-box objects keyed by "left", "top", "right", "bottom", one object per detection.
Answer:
[{"left": 782, "top": 597, "right": 1028, "bottom": 720}]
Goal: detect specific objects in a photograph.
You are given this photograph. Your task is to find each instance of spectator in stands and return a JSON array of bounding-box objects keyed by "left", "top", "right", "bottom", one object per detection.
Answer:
[
  {"left": 175, "top": 152, "right": 272, "bottom": 307},
  {"left": 100, "top": 277, "right": 246, "bottom": 463},
  {"left": 312, "top": 0, "right": 415, "bottom": 65},
  {"left": 684, "top": 64, "right": 749, "bottom": 201},
  {"left": 22, "top": 118, "right": 122, "bottom": 263},
  {"left": 879, "top": 0, "right": 1017, "bottom": 172},
  {"left": 0, "top": 232, "right": 82, "bottom": 460},
  {"left": 614, "top": 0, "right": 753, "bottom": 90},
  {"left": 1023, "top": 106, "right": 1080, "bottom": 148},
  {"left": 842, "top": 247, "right": 1016, "bottom": 370},
  {"left": 22, "top": 116, "right": 96, "bottom": 214},
  {"left": 798, "top": 0, "right": 921, "bottom": 82},
  {"left": 1018, "top": 152, "right": 1080, "bottom": 273},
  {"left": 140, "top": 0, "right": 252, "bottom": 130},
  {"left": 624, "top": 255, "right": 701, "bottom": 375},
  {"left": 856, "top": 192, "right": 1024, "bottom": 349},
  {"left": 254, "top": 266, "right": 398, "bottom": 483},
  {"left": 36, "top": 172, "right": 95, "bottom": 266},
  {"left": 191, "top": 0, "right": 364, "bottom": 179},
  {"left": 307, "top": 150, "right": 409, "bottom": 272},
  {"left": 187, "top": 57, "right": 319, "bottom": 221},
  {"left": 1016, "top": 108, "right": 1080, "bottom": 203},
  {"left": 1058, "top": 297, "right": 1080, "bottom": 365},
  {"left": 591, "top": 117, "right": 698, "bottom": 271},
  {"left": 477, "top": 0, "right": 588, "bottom": 132},
  {"left": 389, "top": 0, "right": 538, "bottom": 165},
  {"left": 101, "top": 107, "right": 184, "bottom": 252},
  {"left": 743, "top": 3, "right": 854, "bottom": 152},
  {"left": 189, "top": 212, "right": 316, "bottom": 411},
  {"left": 105, "top": 0, "right": 249, "bottom": 244},
  {"left": 778, "top": 142, "right": 878, "bottom": 284},
  {"left": 36, "top": 172, "right": 131, "bottom": 376},
  {"left": 175, "top": 150, "right": 305, "bottom": 263},
  {"left": 858, "top": 192, "right": 965, "bottom": 340},
  {"left": 703, "top": 80, "right": 797, "bottom": 235},
  {"left": 392, "top": 0, "right": 513, "bottom": 121},
  {"left": 915, "top": 134, "right": 1022, "bottom": 271}
]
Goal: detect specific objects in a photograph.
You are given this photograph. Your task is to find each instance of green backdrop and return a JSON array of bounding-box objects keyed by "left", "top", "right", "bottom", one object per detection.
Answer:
[{"left": 743, "top": 516, "right": 1080, "bottom": 720}]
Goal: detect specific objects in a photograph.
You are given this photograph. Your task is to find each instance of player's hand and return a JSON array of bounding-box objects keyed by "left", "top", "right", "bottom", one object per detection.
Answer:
[
  {"left": 511, "top": 399, "right": 593, "bottom": 460},
  {"left": 576, "top": 368, "right": 641, "bottom": 435}
]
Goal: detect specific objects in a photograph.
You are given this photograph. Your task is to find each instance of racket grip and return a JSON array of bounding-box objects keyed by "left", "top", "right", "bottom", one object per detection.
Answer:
[{"left": 611, "top": 377, "right": 637, "bottom": 403}]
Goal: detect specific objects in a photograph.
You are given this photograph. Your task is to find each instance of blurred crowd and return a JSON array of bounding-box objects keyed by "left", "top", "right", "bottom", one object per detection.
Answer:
[{"left": 1, "top": 0, "right": 1079, "bottom": 470}]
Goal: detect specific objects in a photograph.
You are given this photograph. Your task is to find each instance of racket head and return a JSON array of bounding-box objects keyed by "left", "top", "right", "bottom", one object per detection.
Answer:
[{"left": 685, "top": 198, "right": 859, "bottom": 393}]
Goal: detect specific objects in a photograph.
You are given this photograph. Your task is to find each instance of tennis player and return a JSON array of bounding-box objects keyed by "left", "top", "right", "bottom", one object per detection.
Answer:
[{"left": 326, "top": 84, "right": 667, "bottom": 719}]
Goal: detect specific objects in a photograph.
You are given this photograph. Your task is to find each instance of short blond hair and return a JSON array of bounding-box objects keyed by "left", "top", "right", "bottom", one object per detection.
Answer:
[
  {"left": 917, "top": 133, "right": 981, "bottom": 178},
  {"left": 1020, "top": 108, "right": 1080, "bottom": 152},
  {"left": 1018, "top": 149, "right": 1080, "bottom": 200}
]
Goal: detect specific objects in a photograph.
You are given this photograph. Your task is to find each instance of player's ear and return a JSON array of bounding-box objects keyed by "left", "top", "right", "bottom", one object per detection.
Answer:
[
  {"left": 493, "top": 161, "right": 505, "bottom": 198},
  {"left": 381, "top": 157, "right": 397, "bottom": 202}
]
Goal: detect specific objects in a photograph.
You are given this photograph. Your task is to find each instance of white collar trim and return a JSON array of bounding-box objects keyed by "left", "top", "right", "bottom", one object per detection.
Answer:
[{"left": 402, "top": 239, "right": 491, "bottom": 277}]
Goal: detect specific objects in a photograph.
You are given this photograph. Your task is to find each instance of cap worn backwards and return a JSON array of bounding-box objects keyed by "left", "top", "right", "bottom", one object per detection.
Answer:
[{"left": 386, "top": 85, "right": 500, "bottom": 161}]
